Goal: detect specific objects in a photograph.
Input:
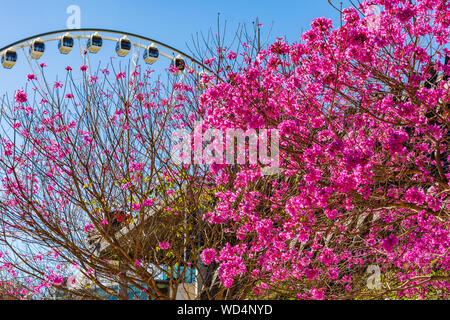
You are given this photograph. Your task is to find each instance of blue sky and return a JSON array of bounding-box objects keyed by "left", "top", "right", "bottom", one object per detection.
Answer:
[
  {"left": 0, "top": 0, "right": 342, "bottom": 96},
  {"left": 0, "top": 1, "right": 340, "bottom": 46}
]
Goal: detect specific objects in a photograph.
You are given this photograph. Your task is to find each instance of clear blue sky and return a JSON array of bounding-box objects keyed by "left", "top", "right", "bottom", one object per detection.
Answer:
[
  {"left": 0, "top": 1, "right": 340, "bottom": 46},
  {"left": 0, "top": 0, "right": 342, "bottom": 95}
]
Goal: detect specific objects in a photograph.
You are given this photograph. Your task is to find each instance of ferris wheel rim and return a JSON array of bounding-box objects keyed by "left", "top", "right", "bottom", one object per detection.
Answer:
[{"left": 0, "top": 28, "right": 214, "bottom": 74}]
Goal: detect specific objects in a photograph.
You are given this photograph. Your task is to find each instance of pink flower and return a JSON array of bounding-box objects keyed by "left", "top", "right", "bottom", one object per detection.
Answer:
[
  {"left": 27, "top": 74, "right": 36, "bottom": 81},
  {"left": 116, "top": 71, "right": 126, "bottom": 80},
  {"left": 397, "top": 6, "right": 415, "bottom": 22},
  {"left": 129, "top": 162, "right": 145, "bottom": 172},
  {"left": 142, "top": 198, "right": 155, "bottom": 207},
  {"left": 40, "top": 62, "right": 47, "bottom": 68},
  {"left": 200, "top": 248, "right": 216, "bottom": 264},
  {"left": 203, "top": 57, "right": 216, "bottom": 67},
  {"left": 131, "top": 203, "right": 141, "bottom": 211},
  {"left": 427, "top": 196, "right": 442, "bottom": 212},
  {"left": 223, "top": 278, "right": 233, "bottom": 288},
  {"left": 65, "top": 66, "right": 72, "bottom": 71},
  {"left": 159, "top": 241, "right": 170, "bottom": 250},
  {"left": 54, "top": 81, "right": 63, "bottom": 88},
  {"left": 309, "top": 288, "right": 325, "bottom": 300},
  {"left": 84, "top": 224, "right": 94, "bottom": 232},
  {"left": 15, "top": 90, "right": 27, "bottom": 103},
  {"left": 65, "top": 93, "right": 74, "bottom": 99},
  {"left": 51, "top": 275, "right": 64, "bottom": 286},
  {"left": 297, "top": 231, "right": 309, "bottom": 243},
  {"left": 135, "top": 93, "right": 144, "bottom": 102},
  {"left": 304, "top": 167, "right": 322, "bottom": 182},
  {"left": 345, "top": 151, "right": 364, "bottom": 169},
  {"left": 169, "top": 65, "right": 179, "bottom": 74},
  {"left": 382, "top": 234, "right": 399, "bottom": 252},
  {"left": 324, "top": 209, "right": 338, "bottom": 220},
  {"left": 404, "top": 188, "right": 426, "bottom": 205},
  {"left": 80, "top": 65, "right": 88, "bottom": 72},
  {"left": 227, "top": 51, "right": 237, "bottom": 60},
  {"left": 132, "top": 69, "right": 140, "bottom": 77},
  {"left": 320, "top": 248, "right": 336, "bottom": 266},
  {"left": 388, "top": 131, "right": 408, "bottom": 155},
  {"left": 328, "top": 267, "right": 339, "bottom": 280},
  {"left": 33, "top": 254, "right": 42, "bottom": 262},
  {"left": 305, "top": 268, "right": 319, "bottom": 280}
]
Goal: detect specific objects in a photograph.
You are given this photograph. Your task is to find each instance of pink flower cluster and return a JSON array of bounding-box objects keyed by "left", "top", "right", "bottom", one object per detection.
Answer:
[{"left": 196, "top": 0, "right": 450, "bottom": 299}]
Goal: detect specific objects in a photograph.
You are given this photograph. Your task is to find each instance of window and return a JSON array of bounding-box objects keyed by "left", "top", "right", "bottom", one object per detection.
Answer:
[
  {"left": 63, "top": 38, "right": 74, "bottom": 47},
  {"left": 6, "top": 53, "right": 16, "bottom": 61},
  {"left": 121, "top": 41, "right": 131, "bottom": 50},
  {"left": 34, "top": 43, "right": 45, "bottom": 52},
  {"left": 92, "top": 37, "right": 102, "bottom": 47},
  {"left": 148, "top": 48, "right": 158, "bottom": 58},
  {"left": 175, "top": 59, "right": 185, "bottom": 69}
]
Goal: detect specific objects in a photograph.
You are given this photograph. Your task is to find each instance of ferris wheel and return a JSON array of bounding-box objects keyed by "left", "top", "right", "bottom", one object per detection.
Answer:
[{"left": 0, "top": 28, "right": 212, "bottom": 89}]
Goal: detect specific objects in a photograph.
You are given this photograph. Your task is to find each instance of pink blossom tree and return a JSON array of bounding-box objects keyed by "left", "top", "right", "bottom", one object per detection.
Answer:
[
  {"left": 197, "top": 0, "right": 450, "bottom": 299},
  {"left": 1, "top": 0, "right": 449, "bottom": 300}
]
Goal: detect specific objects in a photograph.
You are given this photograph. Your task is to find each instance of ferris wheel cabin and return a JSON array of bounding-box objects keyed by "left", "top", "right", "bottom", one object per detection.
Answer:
[
  {"left": 58, "top": 33, "right": 74, "bottom": 54},
  {"left": 1, "top": 50, "right": 17, "bottom": 69},
  {"left": 29, "top": 38, "right": 45, "bottom": 59},
  {"left": 116, "top": 36, "right": 131, "bottom": 57},
  {"left": 87, "top": 32, "right": 103, "bottom": 53},
  {"left": 172, "top": 55, "right": 185, "bottom": 75},
  {"left": 143, "top": 44, "right": 159, "bottom": 64},
  {"left": 196, "top": 71, "right": 208, "bottom": 90}
]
